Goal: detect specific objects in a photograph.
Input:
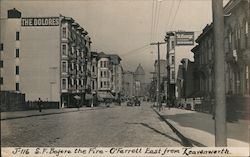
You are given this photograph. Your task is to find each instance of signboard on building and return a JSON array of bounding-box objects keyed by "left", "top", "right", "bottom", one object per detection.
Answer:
[
  {"left": 21, "top": 17, "right": 59, "bottom": 27},
  {"left": 175, "top": 32, "right": 194, "bottom": 46}
]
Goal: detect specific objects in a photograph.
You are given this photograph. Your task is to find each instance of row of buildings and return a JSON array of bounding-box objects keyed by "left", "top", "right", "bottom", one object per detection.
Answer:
[
  {"left": 176, "top": 0, "right": 249, "bottom": 116},
  {"left": 0, "top": 8, "right": 128, "bottom": 110},
  {"left": 123, "top": 64, "right": 147, "bottom": 99}
]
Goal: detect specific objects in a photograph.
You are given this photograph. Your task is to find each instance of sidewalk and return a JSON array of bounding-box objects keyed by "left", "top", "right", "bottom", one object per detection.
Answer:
[
  {"left": 153, "top": 107, "right": 250, "bottom": 147},
  {"left": 1, "top": 103, "right": 114, "bottom": 121}
]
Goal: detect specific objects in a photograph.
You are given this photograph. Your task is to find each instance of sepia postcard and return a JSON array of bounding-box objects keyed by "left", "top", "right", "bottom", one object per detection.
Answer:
[{"left": 0, "top": 0, "right": 249, "bottom": 156}]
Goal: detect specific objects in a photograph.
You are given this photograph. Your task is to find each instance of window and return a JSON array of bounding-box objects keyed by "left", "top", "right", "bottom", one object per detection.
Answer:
[
  {"left": 171, "top": 56, "right": 175, "bottom": 65},
  {"left": 16, "top": 49, "right": 19, "bottom": 58},
  {"left": 172, "top": 71, "right": 175, "bottom": 80},
  {"left": 246, "top": 21, "right": 248, "bottom": 34},
  {"left": 92, "top": 66, "right": 95, "bottom": 72},
  {"left": 62, "top": 79, "right": 67, "bottom": 89},
  {"left": 76, "top": 64, "right": 79, "bottom": 71},
  {"left": 246, "top": 66, "right": 249, "bottom": 93},
  {"left": 16, "top": 66, "right": 19, "bottom": 75},
  {"left": 0, "top": 60, "right": 3, "bottom": 68},
  {"left": 92, "top": 80, "right": 95, "bottom": 90},
  {"left": 100, "top": 61, "right": 103, "bottom": 68},
  {"left": 0, "top": 43, "right": 3, "bottom": 51},
  {"left": 101, "top": 71, "right": 103, "bottom": 77},
  {"left": 16, "top": 32, "right": 20, "bottom": 40},
  {"left": 171, "top": 40, "right": 175, "bottom": 49},
  {"left": 229, "top": 31, "right": 232, "bottom": 43},
  {"left": 71, "top": 62, "right": 74, "bottom": 70},
  {"left": 62, "top": 44, "right": 67, "bottom": 55},
  {"left": 16, "top": 83, "right": 19, "bottom": 91},
  {"left": 100, "top": 81, "right": 103, "bottom": 88},
  {"left": 0, "top": 77, "right": 3, "bottom": 85},
  {"left": 62, "top": 61, "right": 67, "bottom": 73},
  {"left": 62, "top": 27, "right": 66, "bottom": 38}
]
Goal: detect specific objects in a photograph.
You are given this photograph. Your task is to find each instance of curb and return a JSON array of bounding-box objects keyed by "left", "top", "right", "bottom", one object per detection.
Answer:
[
  {"left": 151, "top": 107, "right": 193, "bottom": 147},
  {"left": 1, "top": 106, "right": 110, "bottom": 121}
]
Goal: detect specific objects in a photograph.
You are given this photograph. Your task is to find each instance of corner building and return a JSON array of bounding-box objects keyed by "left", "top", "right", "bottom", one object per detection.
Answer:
[{"left": 0, "top": 8, "right": 92, "bottom": 107}]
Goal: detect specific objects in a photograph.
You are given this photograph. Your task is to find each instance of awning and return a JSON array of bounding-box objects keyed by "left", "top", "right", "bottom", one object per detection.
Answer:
[
  {"left": 97, "top": 92, "right": 114, "bottom": 100},
  {"left": 85, "top": 94, "right": 93, "bottom": 100}
]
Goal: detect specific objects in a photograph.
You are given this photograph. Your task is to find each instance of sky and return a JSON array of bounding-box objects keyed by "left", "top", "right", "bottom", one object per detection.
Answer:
[{"left": 0, "top": 0, "right": 229, "bottom": 82}]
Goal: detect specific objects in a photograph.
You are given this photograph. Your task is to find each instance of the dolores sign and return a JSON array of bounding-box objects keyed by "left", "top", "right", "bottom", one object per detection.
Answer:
[
  {"left": 175, "top": 32, "right": 194, "bottom": 46},
  {"left": 21, "top": 17, "right": 59, "bottom": 27}
]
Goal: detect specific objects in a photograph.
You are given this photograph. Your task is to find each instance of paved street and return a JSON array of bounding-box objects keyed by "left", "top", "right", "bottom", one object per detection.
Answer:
[{"left": 1, "top": 102, "right": 183, "bottom": 147}]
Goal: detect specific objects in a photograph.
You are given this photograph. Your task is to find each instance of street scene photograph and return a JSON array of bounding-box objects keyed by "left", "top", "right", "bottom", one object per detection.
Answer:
[{"left": 0, "top": 0, "right": 249, "bottom": 153}]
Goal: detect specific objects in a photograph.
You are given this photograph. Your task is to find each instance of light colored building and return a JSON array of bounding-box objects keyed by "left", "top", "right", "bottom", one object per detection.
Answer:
[
  {"left": 96, "top": 52, "right": 123, "bottom": 101},
  {"left": 0, "top": 8, "right": 92, "bottom": 108},
  {"left": 134, "top": 64, "right": 146, "bottom": 97}
]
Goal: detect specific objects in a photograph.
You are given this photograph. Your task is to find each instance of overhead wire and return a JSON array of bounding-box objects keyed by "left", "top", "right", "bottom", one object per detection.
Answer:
[
  {"left": 152, "top": 0, "right": 158, "bottom": 42},
  {"left": 164, "top": 0, "right": 174, "bottom": 31},
  {"left": 155, "top": 0, "right": 162, "bottom": 41},
  {"left": 120, "top": 44, "right": 150, "bottom": 57},
  {"left": 121, "top": 45, "right": 151, "bottom": 58},
  {"left": 150, "top": 0, "right": 156, "bottom": 43},
  {"left": 170, "top": 0, "right": 181, "bottom": 30}
]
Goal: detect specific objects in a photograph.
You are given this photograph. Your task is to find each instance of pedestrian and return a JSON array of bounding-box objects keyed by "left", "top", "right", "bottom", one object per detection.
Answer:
[{"left": 38, "top": 98, "right": 42, "bottom": 112}]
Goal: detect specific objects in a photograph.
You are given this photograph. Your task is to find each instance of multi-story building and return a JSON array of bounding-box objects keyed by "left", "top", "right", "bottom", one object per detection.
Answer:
[
  {"left": 0, "top": 8, "right": 92, "bottom": 108},
  {"left": 176, "top": 58, "right": 196, "bottom": 110},
  {"left": 90, "top": 52, "right": 98, "bottom": 93},
  {"left": 189, "top": 0, "right": 249, "bottom": 114},
  {"left": 123, "top": 71, "right": 134, "bottom": 98},
  {"left": 154, "top": 59, "right": 168, "bottom": 101},
  {"left": 134, "top": 64, "right": 146, "bottom": 97},
  {"left": 109, "top": 54, "right": 123, "bottom": 99},
  {"left": 96, "top": 52, "right": 122, "bottom": 101}
]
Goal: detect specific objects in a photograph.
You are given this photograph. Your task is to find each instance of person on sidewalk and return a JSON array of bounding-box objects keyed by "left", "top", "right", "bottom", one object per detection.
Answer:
[{"left": 37, "top": 98, "right": 42, "bottom": 112}]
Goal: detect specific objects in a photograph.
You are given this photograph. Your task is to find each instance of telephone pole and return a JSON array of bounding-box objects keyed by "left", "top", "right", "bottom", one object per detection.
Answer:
[
  {"left": 150, "top": 42, "right": 166, "bottom": 111},
  {"left": 212, "top": 0, "right": 227, "bottom": 146}
]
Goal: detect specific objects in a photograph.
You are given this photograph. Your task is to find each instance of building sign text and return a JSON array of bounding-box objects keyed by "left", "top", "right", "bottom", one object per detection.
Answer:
[
  {"left": 21, "top": 17, "right": 59, "bottom": 27},
  {"left": 176, "top": 32, "right": 194, "bottom": 46}
]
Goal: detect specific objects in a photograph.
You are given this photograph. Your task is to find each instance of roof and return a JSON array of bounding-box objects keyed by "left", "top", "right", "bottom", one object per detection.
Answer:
[
  {"left": 108, "top": 54, "right": 122, "bottom": 65},
  {"left": 8, "top": 8, "right": 21, "bottom": 18},
  {"left": 134, "top": 64, "right": 145, "bottom": 75}
]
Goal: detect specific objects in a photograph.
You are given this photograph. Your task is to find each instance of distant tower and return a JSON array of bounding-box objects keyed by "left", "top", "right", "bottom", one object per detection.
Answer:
[{"left": 134, "top": 64, "right": 145, "bottom": 97}]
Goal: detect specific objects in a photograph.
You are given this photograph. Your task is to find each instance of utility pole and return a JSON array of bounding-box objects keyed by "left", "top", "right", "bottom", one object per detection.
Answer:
[
  {"left": 150, "top": 42, "right": 166, "bottom": 111},
  {"left": 212, "top": 0, "right": 227, "bottom": 146}
]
